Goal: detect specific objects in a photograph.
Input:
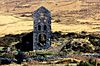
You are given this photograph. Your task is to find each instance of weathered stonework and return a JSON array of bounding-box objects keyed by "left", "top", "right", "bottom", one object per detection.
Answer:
[{"left": 33, "top": 6, "right": 51, "bottom": 50}]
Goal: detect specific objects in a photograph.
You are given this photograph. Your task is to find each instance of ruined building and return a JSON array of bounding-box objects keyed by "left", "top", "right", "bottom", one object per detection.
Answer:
[{"left": 33, "top": 6, "right": 51, "bottom": 50}]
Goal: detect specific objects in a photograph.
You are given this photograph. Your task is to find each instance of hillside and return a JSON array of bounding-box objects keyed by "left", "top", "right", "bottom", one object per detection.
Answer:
[
  {"left": 0, "top": 0, "right": 100, "bottom": 65},
  {"left": 0, "top": 0, "right": 100, "bottom": 37}
]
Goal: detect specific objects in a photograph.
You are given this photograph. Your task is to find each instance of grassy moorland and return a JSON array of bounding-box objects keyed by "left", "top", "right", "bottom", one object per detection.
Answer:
[
  {"left": 0, "top": 0, "right": 100, "bottom": 66},
  {"left": 0, "top": 0, "right": 100, "bottom": 37}
]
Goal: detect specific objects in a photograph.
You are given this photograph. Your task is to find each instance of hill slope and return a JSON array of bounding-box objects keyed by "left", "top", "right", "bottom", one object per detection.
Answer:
[{"left": 0, "top": 0, "right": 100, "bottom": 36}]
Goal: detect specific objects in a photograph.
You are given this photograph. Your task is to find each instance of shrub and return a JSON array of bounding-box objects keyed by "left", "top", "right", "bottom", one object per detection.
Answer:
[{"left": 3, "top": 53, "right": 15, "bottom": 59}]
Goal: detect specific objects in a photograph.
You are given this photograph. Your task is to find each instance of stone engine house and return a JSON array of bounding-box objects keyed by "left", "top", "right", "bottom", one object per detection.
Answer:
[{"left": 33, "top": 6, "right": 51, "bottom": 50}]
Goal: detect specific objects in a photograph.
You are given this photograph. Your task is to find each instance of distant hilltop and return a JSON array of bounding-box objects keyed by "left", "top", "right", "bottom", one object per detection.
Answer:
[{"left": 0, "top": 0, "right": 100, "bottom": 14}]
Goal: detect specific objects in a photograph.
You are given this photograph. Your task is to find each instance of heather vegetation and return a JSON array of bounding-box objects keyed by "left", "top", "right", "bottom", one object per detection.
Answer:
[
  {"left": 0, "top": 31, "right": 100, "bottom": 53},
  {"left": 0, "top": 31, "right": 99, "bottom": 65}
]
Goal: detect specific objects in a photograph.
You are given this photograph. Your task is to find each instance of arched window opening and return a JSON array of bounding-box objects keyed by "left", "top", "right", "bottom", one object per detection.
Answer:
[
  {"left": 38, "top": 25, "right": 41, "bottom": 31},
  {"left": 44, "top": 25, "right": 47, "bottom": 30},
  {"left": 39, "top": 34, "right": 46, "bottom": 44}
]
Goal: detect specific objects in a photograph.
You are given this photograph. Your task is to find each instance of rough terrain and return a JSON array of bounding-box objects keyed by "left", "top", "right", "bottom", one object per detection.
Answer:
[{"left": 0, "top": 0, "right": 100, "bottom": 37}]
